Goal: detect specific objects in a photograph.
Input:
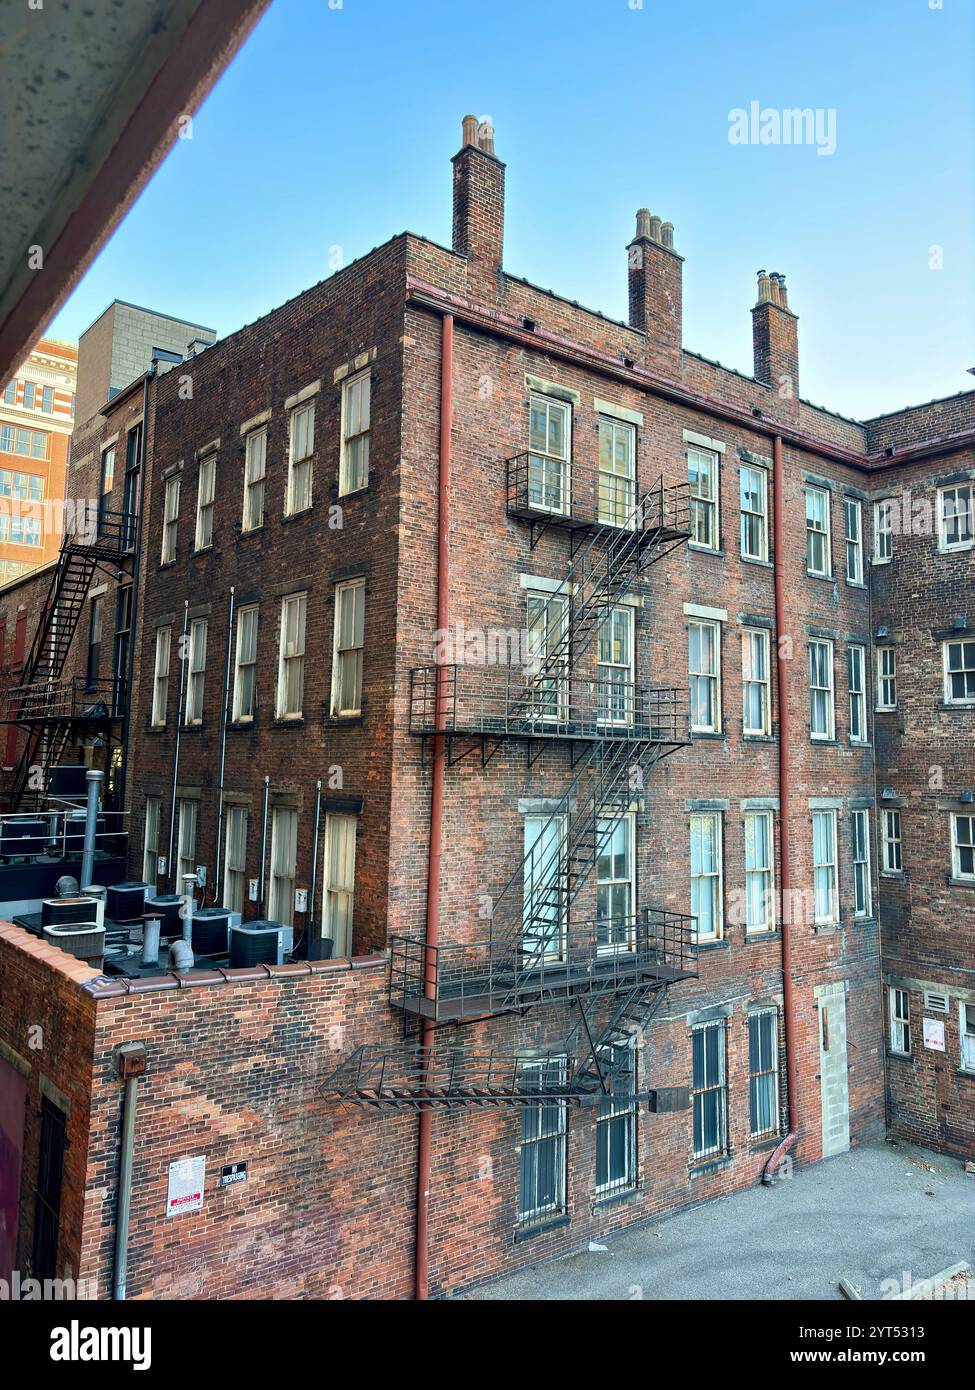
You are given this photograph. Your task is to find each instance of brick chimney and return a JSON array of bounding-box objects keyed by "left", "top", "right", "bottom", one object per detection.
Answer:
[
  {"left": 452, "top": 115, "right": 505, "bottom": 283},
  {"left": 627, "top": 209, "right": 683, "bottom": 376},
  {"left": 752, "top": 271, "right": 799, "bottom": 407}
]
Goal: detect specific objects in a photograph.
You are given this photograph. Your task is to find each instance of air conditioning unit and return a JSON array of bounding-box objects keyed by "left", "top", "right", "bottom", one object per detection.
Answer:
[
  {"left": 146, "top": 894, "right": 185, "bottom": 938},
  {"left": 106, "top": 882, "right": 150, "bottom": 923},
  {"left": 41, "top": 896, "right": 100, "bottom": 929},
  {"left": 0, "top": 819, "right": 48, "bottom": 859},
  {"left": 63, "top": 812, "right": 106, "bottom": 854},
  {"left": 191, "top": 908, "right": 233, "bottom": 956},
  {"left": 43, "top": 924, "right": 105, "bottom": 968},
  {"left": 229, "top": 921, "right": 293, "bottom": 967},
  {"left": 48, "top": 765, "right": 88, "bottom": 798}
]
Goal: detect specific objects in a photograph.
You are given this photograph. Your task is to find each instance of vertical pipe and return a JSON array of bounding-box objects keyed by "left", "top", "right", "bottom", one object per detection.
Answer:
[
  {"left": 167, "top": 601, "right": 189, "bottom": 888},
  {"left": 117, "top": 366, "right": 154, "bottom": 814},
  {"left": 415, "top": 312, "right": 453, "bottom": 1301},
  {"left": 257, "top": 775, "right": 270, "bottom": 915},
  {"left": 113, "top": 1074, "right": 139, "bottom": 1300},
  {"left": 309, "top": 779, "right": 323, "bottom": 945},
  {"left": 80, "top": 768, "right": 103, "bottom": 889},
  {"left": 213, "top": 587, "right": 235, "bottom": 903}
]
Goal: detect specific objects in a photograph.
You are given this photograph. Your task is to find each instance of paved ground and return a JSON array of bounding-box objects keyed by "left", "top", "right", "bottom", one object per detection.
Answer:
[{"left": 464, "top": 1141, "right": 975, "bottom": 1300}]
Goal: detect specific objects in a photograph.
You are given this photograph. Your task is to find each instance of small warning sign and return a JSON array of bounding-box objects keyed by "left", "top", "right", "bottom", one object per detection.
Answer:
[{"left": 167, "top": 1156, "right": 206, "bottom": 1217}]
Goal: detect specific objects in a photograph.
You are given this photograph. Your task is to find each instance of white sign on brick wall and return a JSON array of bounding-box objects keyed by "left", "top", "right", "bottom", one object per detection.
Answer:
[
  {"left": 922, "top": 1018, "right": 946, "bottom": 1052},
  {"left": 166, "top": 1156, "right": 205, "bottom": 1217}
]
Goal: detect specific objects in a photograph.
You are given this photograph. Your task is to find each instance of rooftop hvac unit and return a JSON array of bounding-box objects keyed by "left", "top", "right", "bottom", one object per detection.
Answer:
[
  {"left": 191, "top": 908, "right": 233, "bottom": 956},
  {"left": 146, "top": 894, "right": 185, "bottom": 938},
  {"left": 48, "top": 765, "right": 88, "bottom": 798},
  {"left": 106, "top": 882, "right": 150, "bottom": 924},
  {"left": 63, "top": 812, "right": 106, "bottom": 854},
  {"left": 41, "top": 896, "right": 100, "bottom": 929},
  {"left": 43, "top": 924, "right": 105, "bottom": 968},
  {"left": 229, "top": 921, "right": 293, "bottom": 968},
  {"left": 0, "top": 819, "right": 48, "bottom": 859}
]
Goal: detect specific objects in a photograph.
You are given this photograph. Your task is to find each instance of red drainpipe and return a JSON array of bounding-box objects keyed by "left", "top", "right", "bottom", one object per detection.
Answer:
[
  {"left": 764, "top": 432, "right": 801, "bottom": 1182},
  {"left": 415, "top": 312, "right": 453, "bottom": 1298}
]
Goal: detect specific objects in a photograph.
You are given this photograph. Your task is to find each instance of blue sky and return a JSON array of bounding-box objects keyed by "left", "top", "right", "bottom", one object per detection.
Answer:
[{"left": 51, "top": 0, "right": 974, "bottom": 419}]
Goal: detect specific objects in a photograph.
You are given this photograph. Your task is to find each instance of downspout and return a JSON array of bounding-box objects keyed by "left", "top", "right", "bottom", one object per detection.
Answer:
[
  {"left": 764, "top": 433, "right": 801, "bottom": 1182},
  {"left": 117, "top": 366, "right": 154, "bottom": 814},
  {"left": 257, "top": 774, "right": 270, "bottom": 915},
  {"left": 166, "top": 601, "right": 189, "bottom": 889},
  {"left": 415, "top": 312, "right": 453, "bottom": 1300},
  {"left": 113, "top": 1044, "right": 146, "bottom": 1301},
  {"left": 213, "top": 586, "right": 235, "bottom": 904}
]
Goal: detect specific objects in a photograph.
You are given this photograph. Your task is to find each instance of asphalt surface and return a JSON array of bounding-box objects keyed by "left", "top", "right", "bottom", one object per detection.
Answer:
[{"left": 463, "top": 1140, "right": 975, "bottom": 1300}]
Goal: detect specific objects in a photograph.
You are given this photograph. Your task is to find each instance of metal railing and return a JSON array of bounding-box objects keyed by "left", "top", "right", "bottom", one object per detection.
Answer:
[
  {"left": 0, "top": 807, "right": 129, "bottom": 859},
  {"left": 506, "top": 458, "right": 691, "bottom": 537},
  {"left": 5, "top": 676, "right": 125, "bottom": 723}
]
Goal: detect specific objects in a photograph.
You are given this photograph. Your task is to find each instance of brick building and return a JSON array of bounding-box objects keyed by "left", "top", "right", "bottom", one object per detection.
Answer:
[{"left": 0, "top": 118, "right": 971, "bottom": 1300}]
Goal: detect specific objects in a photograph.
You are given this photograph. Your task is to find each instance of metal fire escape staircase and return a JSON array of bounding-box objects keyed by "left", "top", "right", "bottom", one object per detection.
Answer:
[{"left": 2, "top": 510, "right": 133, "bottom": 808}]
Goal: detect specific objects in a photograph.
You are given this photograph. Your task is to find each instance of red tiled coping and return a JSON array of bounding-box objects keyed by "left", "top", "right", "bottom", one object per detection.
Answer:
[{"left": 81, "top": 951, "right": 387, "bottom": 997}]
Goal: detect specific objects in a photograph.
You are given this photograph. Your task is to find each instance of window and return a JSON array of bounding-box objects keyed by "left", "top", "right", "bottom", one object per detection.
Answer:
[
  {"left": 889, "top": 987, "right": 910, "bottom": 1055},
  {"left": 742, "top": 627, "right": 770, "bottom": 736},
  {"left": 526, "top": 590, "right": 569, "bottom": 721},
  {"left": 523, "top": 814, "right": 565, "bottom": 959},
  {"left": 177, "top": 800, "right": 198, "bottom": 888},
  {"left": 122, "top": 425, "right": 141, "bottom": 548},
  {"left": 143, "top": 796, "right": 161, "bottom": 883},
  {"left": 688, "top": 618, "right": 721, "bottom": 733},
  {"left": 812, "top": 810, "right": 838, "bottom": 924},
  {"left": 161, "top": 475, "right": 180, "bottom": 563},
  {"left": 876, "top": 647, "right": 896, "bottom": 710},
  {"left": 691, "top": 1022, "right": 726, "bottom": 1159},
  {"left": 743, "top": 811, "right": 774, "bottom": 933},
  {"left": 276, "top": 594, "right": 306, "bottom": 719},
  {"left": 224, "top": 806, "right": 248, "bottom": 915},
  {"left": 2, "top": 380, "right": 14, "bottom": 404},
  {"left": 195, "top": 453, "right": 216, "bottom": 549},
  {"left": 844, "top": 498, "right": 863, "bottom": 583},
  {"left": 847, "top": 645, "right": 867, "bottom": 743},
  {"left": 960, "top": 1003, "right": 975, "bottom": 1073},
  {"left": 232, "top": 606, "right": 259, "bottom": 722},
  {"left": 690, "top": 812, "right": 722, "bottom": 942},
  {"left": 882, "top": 809, "right": 903, "bottom": 873},
  {"left": 185, "top": 618, "right": 207, "bottom": 724},
  {"left": 97, "top": 445, "right": 115, "bottom": 536},
  {"left": 527, "top": 393, "right": 571, "bottom": 514},
  {"left": 937, "top": 484, "right": 973, "bottom": 552},
  {"left": 748, "top": 1011, "right": 779, "bottom": 1138},
  {"left": 86, "top": 596, "right": 103, "bottom": 686},
  {"left": 286, "top": 402, "right": 315, "bottom": 514},
  {"left": 323, "top": 813, "right": 357, "bottom": 956},
  {"left": 874, "top": 498, "right": 894, "bottom": 562},
  {"left": 597, "top": 605, "right": 633, "bottom": 726},
  {"left": 0, "top": 470, "right": 43, "bottom": 501},
  {"left": 951, "top": 814, "right": 975, "bottom": 882},
  {"left": 597, "top": 417, "right": 635, "bottom": 527},
  {"left": 739, "top": 465, "right": 768, "bottom": 560},
  {"left": 688, "top": 446, "right": 719, "bottom": 550},
  {"left": 242, "top": 428, "right": 266, "bottom": 531},
  {"left": 41, "top": 386, "right": 53, "bottom": 413},
  {"left": 0, "top": 426, "right": 47, "bottom": 458},
  {"left": 943, "top": 638, "right": 975, "bottom": 705},
  {"left": 331, "top": 579, "right": 365, "bottom": 716},
  {"left": 595, "top": 1045, "right": 636, "bottom": 1197},
  {"left": 151, "top": 627, "right": 171, "bottom": 726},
  {"left": 23, "top": 382, "right": 35, "bottom": 409},
  {"left": 596, "top": 814, "right": 634, "bottom": 951},
  {"left": 268, "top": 806, "right": 298, "bottom": 927},
  {"left": 340, "top": 371, "right": 371, "bottom": 495},
  {"left": 805, "top": 487, "right": 831, "bottom": 576},
  {"left": 852, "top": 809, "right": 872, "bottom": 917},
  {"left": 518, "top": 1058, "right": 567, "bottom": 1222},
  {"left": 808, "top": 640, "right": 835, "bottom": 740}
]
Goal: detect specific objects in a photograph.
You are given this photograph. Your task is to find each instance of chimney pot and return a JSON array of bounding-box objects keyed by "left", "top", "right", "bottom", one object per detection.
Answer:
[
  {"left": 635, "top": 208, "right": 652, "bottom": 240},
  {"left": 660, "top": 221, "right": 674, "bottom": 249},
  {"left": 476, "top": 119, "right": 495, "bottom": 156},
  {"left": 648, "top": 214, "right": 662, "bottom": 243},
  {"left": 461, "top": 114, "right": 478, "bottom": 147}
]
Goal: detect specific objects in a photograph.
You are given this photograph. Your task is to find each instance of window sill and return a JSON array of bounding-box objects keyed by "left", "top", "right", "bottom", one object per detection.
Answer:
[
  {"left": 956, "top": 1069, "right": 975, "bottom": 1082},
  {"left": 158, "top": 559, "right": 177, "bottom": 570},
  {"left": 887, "top": 1050, "right": 913, "bottom": 1065},
  {"left": 740, "top": 554, "right": 772, "bottom": 569},
  {"left": 238, "top": 525, "right": 264, "bottom": 539},
  {"left": 939, "top": 702, "right": 975, "bottom": 712},
  {"left": 809, "top": 736, "right": 837, "bottom": 746},
  {"left": 272, "top": 717, "right": 305, "bottom": 729},
  {"left": 513, "top": 1213, "right": 570, "bottom": 1244},
  {"left": 948, "top": 877, "right": 975, "bottom": 890},
  {"left": 880, "top": 870, "right": 905, "bottom": 880},
  {"left": 813, "top": 920, "right": 842, "bottom": 935},
  {"left": 282, "top": 505, "right": 314, "bottom": 524},
  {"left": 871, "top": 557, "right": 893, "bottom": 567},
  {"left": 696, "top": 937, "right": 729, "bottom": 951},
  {"left": 688, "top": 544, "right": 724, "bottom": 558},
  {"left": 338, "top": 484, "right": 370, "bottom": 501},
  {"left": 592, "top": 1186, "right": 640, "bottom": 1212},
  {"left": 938, "top": 543, "right": 975, "bottom": 556},
  {"left": 744, "top": 929, "right": 781, "bottom": 944},
  {"left": 749, "top": 1135, "right": 781, "bottom": 1153},
  {"left": 805, "top": 570, "right": 834, "bottom": 583},
  {"left": 849, "top": 739, "right": 870, "bottom": 749},
  {"left": 845, "top": 580, "right": 867, "bottom": 590},
  {"left": 182, "top": 721, "right": 204, "bottom": 731},
  {"left": 192, "top": 544, "right": 214, "bottom": 557},
  {"left": 324, "top": 713, "right": 364, "bottom": 727},
  {"left": 875, "top": 707, "right": 898, "bottom": 715},
  {"left": 743, "top": 732, "right": 775, "bottom": 742},
  {"left": 689, "top": 1154, "right": 732, "bottom": 1178},
  {"left": 689, "top": 730, "right": 725, "bottom": 740}
]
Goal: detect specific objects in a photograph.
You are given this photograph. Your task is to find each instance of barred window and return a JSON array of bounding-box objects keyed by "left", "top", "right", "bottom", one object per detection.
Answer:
[
  {"left": 518, "top": 1058, "right": 567, "bottom": 1223},
  {"left": 748, "top": 1010, "right": 779, "bottom": 1138},
  {"left": 691, "top": 1021, "right": 726, "bottom": 1159},
  {"left": 595, "top": 1045, "right": 637, "bottom": 1197}
]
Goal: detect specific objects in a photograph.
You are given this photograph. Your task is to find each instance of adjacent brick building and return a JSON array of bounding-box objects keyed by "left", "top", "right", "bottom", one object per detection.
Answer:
[{"left": 0, "top": 118, "right": 971, "bottom": 1300}]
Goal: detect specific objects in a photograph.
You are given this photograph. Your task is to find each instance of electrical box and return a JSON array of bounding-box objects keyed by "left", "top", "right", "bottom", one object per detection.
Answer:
[
  {"left": 648, "top": 1086, "right": 691, "bottom": 1113},
  {"left": 294, "top": 888, "right": 308, "bottom": 914},
  {"left": 118, "top": 1042, "right": 147, "bottom": 1079}
]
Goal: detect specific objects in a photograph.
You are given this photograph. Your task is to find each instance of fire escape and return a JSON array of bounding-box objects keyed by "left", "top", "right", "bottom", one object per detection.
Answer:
[
  {"left": 322, "top": 461, "right": 696, "bottom": 1111},
  {"left": 1, "top": 509, "right": 134, "bottom": 810}
]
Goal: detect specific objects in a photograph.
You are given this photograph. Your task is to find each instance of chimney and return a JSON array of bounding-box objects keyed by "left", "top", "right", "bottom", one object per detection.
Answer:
[
  {"left": 452, "top": 115, "right": 505, "bottom": 283},
  {"left": 627, "top": 209, "right": 683, "bottom": 376},
  {"left": 752, "top": 270, "right": 799, "bottom": 408}
]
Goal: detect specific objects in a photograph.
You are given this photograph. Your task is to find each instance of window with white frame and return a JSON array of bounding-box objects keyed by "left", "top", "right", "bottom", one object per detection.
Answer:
[
  {"left": 852, "top": 809, "right": 872, "bottom": 917},
  {"left": 527, "top": 393, "right": 571, "bottom": 514},
  {"left": 185, "top": 619, "right": 207, "bottom": 724},
  {"left": 286, "top": 402, "right": 315, "bottom": 515},
  {"left": 276, "top": 593, "right": 306, "bottom": 719},
  {"left": 877, "top": 646, "right": 897, "bottom": 709},
  {"left": 340, "top": 371, "right": 371, "bottom": 495},
  {"left": 224, "top": 806, "right": 248, "bottom": 914},
  {"left": 743, "top": 810, "right": 774, "bottom": 933},
  {"left": 143, "top": 796, "right": 161, "bottom": 884},
  {"left": 597, "top": 417, "right": 635, "bottom": 526},
  {"left": 596, "top": 813, "right": 634, "bottom": 952},
  {"left": 597, "top": 605, "right": 633, "bottom": 726},
  {"left": 523, "top": 814, "right": 566, "bottom": 960},
  {"left": 688, "top": 618, "right": 721, "bottom": 733},
  {"left": 526, "top": 590, "right": 569, "bottom": 722},
  {"left": 195, "top": 453, "right": 216, "bottom": 549},
  {"left": 808, "top": 640, "right": 834, "bottom": 739},
  {"left": 960, "top": 1002, "right": 975, "bottom": 1073},
  {"left": 688, "top": 446, "right": 719, "bottom": 550},
  {"left": 690, "top": 812, "right": 722, "bottom": 942},
  {"left": 812, "top": 810, "right": 838, "bottom": 924},
  {"left": 332, "top": 579, "right": 365, "bottom": 716},
  {"left": 518, "top": 1058, "right": 567, "bottom": 1222},
  {"left": 882, "top": 809, "right": 903, "bottom": 873},
  {"left": 844, "top": 497, "right": 863, "bottom": 583},
  {"left": 889, "top": 987, "right": 910, "bottom": 1055},
  {"left": 232, "top": 605, "right": 258, "bottom": 721},
  {"left": 742, "top": 627, "right": 770, "bottom": 735},
  {"left": 161, "top": 475, "right": 180, "bottom": 563},
  {"left": 151, "top": 626, "right": 171, "bottom": 726},
  {"left": 951, "top": 813, "right": 975, "bottom": 882},
  {"left": 937, "top": 484, "right": 974, "bottom": 552},
  {"left": 691, "top": 1021, "right": 726, "bottom": 1159},
  {"left": 242, "top": 428, "right": 266, "bottom": 531},
  {"left": 268, "top": 806, "right": 298, "bottom": 927},
  {"left": 848, "top": 644, "right": 867, "bottom": 743},
  {"left": 323, "top": 813, "right": 357, "bottom": 956},
  {"left": 739, "top": 464, "right": 768, "bottom": 560},
  {"left": 595, "top": 1044, "right": 636, "bottom": 1197},
  {"left": 874, "top": 498, "right": 894, "bottom": 562},
  {"left": 177, "top": 799, "right": 198, "bottom": 887},
  {"left": 943, "top": 638, "right": 975, "bottom": 705},
  {"left": 748, "top": 1010, "right": 779, "bottom": 1138},
  {"left": 805, "top": 487, "right": 831, "bottom": 576}
]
